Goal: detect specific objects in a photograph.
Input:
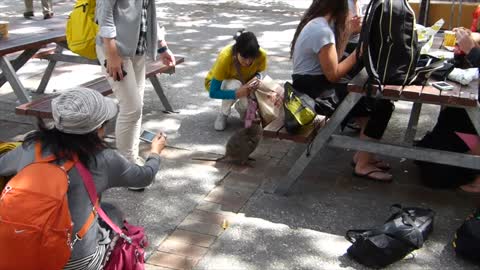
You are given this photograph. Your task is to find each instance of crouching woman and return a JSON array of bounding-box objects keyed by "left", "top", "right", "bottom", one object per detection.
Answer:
[
  {"left": 0, "top": 88, "right": 166, "bottom": 269},
  {"left": 205, "top": 30, "right": 267, "bottom": 131}
]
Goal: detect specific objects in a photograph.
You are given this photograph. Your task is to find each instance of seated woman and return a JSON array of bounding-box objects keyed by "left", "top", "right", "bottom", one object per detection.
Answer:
[
  {"left": 290, "top": 0, "right": 395, "bottom": 182},
  {"left": 415, "top": 29, "right": 480, "bottom": 193},
  {"left": 205, "top": 30, "right": 267, "bottom": 131},
  {"left": 0, "top": 88, "right": 166, "bottom": 269}
]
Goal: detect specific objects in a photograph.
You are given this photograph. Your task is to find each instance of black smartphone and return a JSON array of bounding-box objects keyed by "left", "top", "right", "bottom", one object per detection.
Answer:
[
  {"left": 139, "top": 130, "right": 156, "bottom": 143},
  {"left": 104, "top": 60, "right": 127, "bottom": 81}
]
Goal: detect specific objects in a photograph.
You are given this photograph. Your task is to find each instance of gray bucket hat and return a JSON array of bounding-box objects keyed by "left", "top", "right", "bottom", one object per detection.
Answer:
[{"left": 52, "top": 87, "right": 118, "bottom": 134}]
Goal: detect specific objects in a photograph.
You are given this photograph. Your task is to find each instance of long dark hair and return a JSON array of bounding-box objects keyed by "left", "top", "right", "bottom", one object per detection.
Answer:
[
  {"left": 23, "top": 121, "right": 110, "bottom": 168},
  {"left": 290, "top": 0, "right": 349, "bottom": 58},
  {"left": 232, "top": 30, "right": 260, "bottom": 59}
]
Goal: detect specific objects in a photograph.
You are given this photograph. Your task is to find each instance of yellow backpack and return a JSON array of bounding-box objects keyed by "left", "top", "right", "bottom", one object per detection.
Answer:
[{"left": 66, "top": 0, "right": 98, "bottom": 60}]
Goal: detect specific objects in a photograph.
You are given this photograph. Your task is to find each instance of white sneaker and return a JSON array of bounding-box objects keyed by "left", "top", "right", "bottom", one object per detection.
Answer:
[{"left": 214, "top": 114, "right": 228, "bottom": 131}]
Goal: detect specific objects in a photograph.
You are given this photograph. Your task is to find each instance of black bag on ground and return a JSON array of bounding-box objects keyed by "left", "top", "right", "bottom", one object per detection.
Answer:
[
  {"left": 359, "top": 0, "right": 438, "bottom": 88},
  {"left": 346, "top": 205, "right": 435, "bottom": 268},
  {"left": 453, "top": 209, "right": 480, "bottom": 263},
  {"left": 415, "top": 108, "right": 478, "bottom": 189}
]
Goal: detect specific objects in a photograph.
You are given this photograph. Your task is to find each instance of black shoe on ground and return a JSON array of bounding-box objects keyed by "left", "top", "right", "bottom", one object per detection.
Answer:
[
  {"left": 43, "top": 13, "right": 53, "bottom": 19},
  {"left": 23, "top": 11, "right": 34, "bottom": 19}
]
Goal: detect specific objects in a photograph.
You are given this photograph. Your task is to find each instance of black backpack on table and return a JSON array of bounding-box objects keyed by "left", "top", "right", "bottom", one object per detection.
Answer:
[
  {"left": 346, "top": 205, "right": 435, "bottom": 268},
  {"left": 359, "top": 0, "right": 420, "bottom": 87}
]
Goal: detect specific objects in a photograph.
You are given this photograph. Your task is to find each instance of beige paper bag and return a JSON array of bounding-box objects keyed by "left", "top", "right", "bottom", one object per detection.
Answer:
[{"left": 254, "top": 75, "right": 284, "bottom": 126}]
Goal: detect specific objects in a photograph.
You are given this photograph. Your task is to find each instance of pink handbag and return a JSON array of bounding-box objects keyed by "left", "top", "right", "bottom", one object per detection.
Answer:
[
  {"left": 76, "top": 162, "right": 148, "bottom": 270},
  {"left": 244, "top": 97, "right": 258, "bottom": 128}
]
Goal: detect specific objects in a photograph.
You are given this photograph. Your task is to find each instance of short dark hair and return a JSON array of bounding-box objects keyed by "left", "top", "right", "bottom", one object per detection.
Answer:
[
  {"left": 23, "top": 121, "right": 111, "bottom": 168},
  {"left": 232, "top": 30, "right": 260, "bottom": 59}
]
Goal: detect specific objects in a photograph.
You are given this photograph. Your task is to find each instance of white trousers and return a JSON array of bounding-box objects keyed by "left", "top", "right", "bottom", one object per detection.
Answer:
[
  {"left": 96, "top": 45, "right": 146, "bottom": 162},
  {"left": 220, "top": 80, "right": 248, "bottom": 117},
  {"left": 24, "top": 0, "right": 52, "bottom": 14}
]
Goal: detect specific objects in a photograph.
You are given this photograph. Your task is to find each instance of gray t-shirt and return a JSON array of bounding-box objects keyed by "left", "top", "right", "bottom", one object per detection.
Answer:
[
  {"left": 0, "top": 143, "right": 161, "bottom": 261},
  {"left": 292, "top": 17, "right": 335, "bottom": 76}
]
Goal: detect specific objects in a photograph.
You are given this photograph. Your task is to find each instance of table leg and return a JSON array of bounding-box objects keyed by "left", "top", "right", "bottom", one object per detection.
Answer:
[
  {"left": 36, "top": 45, "right": 63, "bottom": 94},
  {"left": 450, "top": 0, "right": 457, "bottom": 29},
  {"left": 404, "top": 102, "right": 422, "bottom": 144},
  {"left": 149, "top": 75, "right": 176, "bottom": 113},
  {"left": 0, "top": 49, "right": 39, "bottom": 88},
  {"left": 466, "top": 106, "right": 480, "bottom": 135},
  {"left": 266, "top": 92, "right": 363, "bottom": 195},
  {"left": 458, "top": 0, "right": 463, "bottom": 28},
  {"left": 418, "top": 0, "right": 430, "bottom": 26},
  {"left": 0, "top": 56, "right": 31, "bottom": 103}
]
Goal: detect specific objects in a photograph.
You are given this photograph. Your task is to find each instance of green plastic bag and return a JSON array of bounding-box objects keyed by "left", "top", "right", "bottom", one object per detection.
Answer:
[{"left": 283, "top": 82, "right": 316, "bottom": 134}]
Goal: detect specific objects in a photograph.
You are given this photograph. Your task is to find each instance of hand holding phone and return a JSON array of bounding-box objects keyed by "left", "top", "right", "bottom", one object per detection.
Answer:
[
  {"left": 104, "top": 60, "right": 127, "bottom": 81},
  {"left": 140, "top": 130, "right": 156, "bottom": 143},
  {"left": 140, "top": 130, "right": 167, "bottom": 154}
]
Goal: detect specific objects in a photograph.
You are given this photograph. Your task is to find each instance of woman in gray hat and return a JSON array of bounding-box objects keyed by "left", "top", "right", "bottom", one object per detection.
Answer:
[{"left": 0, "top": 88, "right": 166, "bottom": 269}]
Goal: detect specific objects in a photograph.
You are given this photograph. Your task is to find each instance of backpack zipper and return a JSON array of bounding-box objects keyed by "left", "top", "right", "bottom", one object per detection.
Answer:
[
  {"left": 376, "top": 0, "right": 385, "bottom": 73},
  {"left": 403, "top": 1, "right": 417, "bottom": 86},
  {"left": 382, "top": 0, "right": 394, "bottom": 83}
]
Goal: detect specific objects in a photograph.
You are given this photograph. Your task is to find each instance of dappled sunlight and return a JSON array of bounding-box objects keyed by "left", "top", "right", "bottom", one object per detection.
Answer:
[
  {"left": 143, "top": 118, "right": 181, "bottom": 133},
  {"left": 175, "top": 142, "right": 224, "bottom": 155},
  {"left": 280, "top": 20, "right": 301, "bottom": 26},
  {"left": 195, "top": 70, "right": 209, "bottom": 78},
  {"left": 160, "top": 163, "right": 225, "bottom": 182},
  {"left": 208, "top": 23, "right": 245, "bottom": 29},
  {"left": 175, "top": 19, "right": 210, "bottom": 28},
  {"left": 394, "top": 100, "right": 415, "bottom": 110},
  {"left": 182, "top": 60, "right": 201, "bottom": 67},
  {"left": 177, "top": 105, "right": 211, "bottom": 116},
  {"left": 214, "top": 35, "right": 233, "bottom": 41},
  {"left": 171, "top": 80, "right": 193, "bottom": 88}
]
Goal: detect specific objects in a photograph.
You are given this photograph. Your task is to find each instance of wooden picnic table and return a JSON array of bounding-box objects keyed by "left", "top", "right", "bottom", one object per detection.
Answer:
[
  {"left": 269, "top": 60, "right": 480, "bottom": 195},
  {"left": 0, "top": 22, "right": 66, "bottom": 103},
  {"left": 0, "top": 18, "right": 179, "bottom": 113}
]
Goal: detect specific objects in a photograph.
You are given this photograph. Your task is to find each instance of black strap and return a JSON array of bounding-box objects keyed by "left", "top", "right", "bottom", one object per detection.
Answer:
[
  {"left": 358, "top": 0, "right": 384, "bottom": 92},
  {"left": 346, "top": 229, "right": 384, "bottom": 243},
  {"left": 388, "top": 204, "right": 425, "bottom": 248}
]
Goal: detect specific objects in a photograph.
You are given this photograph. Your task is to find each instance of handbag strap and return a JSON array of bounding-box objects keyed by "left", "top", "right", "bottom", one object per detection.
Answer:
[
  {"left": 233, "top": 56, "right": 246, "bottom": 85},
  {"left": 75, "top": 162, "right": 134, "bottom": 244}
]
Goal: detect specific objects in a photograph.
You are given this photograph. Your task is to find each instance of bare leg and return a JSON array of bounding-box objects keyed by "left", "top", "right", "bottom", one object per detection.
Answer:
[
  {"left": 459, "top": 144, "right": 480, "bottom": 192},
  {"left": 354, "top": 117, "right": 393, "bottom": 182}
]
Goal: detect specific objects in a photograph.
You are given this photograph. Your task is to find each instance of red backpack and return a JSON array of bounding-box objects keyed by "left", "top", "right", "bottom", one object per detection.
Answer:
[{"left": 0, "top": 143, "right": 96, "bottom": 270}]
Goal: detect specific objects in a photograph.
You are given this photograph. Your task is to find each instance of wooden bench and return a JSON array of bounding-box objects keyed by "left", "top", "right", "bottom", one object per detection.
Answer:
[
  {"left": 15, "top": 57, "right": 185, "bottom": 118},
  {"left": 263, "top": 114, "right": 326, "bottom": 144}
]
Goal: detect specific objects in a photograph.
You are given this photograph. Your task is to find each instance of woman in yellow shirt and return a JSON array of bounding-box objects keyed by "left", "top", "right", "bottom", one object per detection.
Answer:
[{"left": 205, "top": 30, "right": 267, "bottom": 131}]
